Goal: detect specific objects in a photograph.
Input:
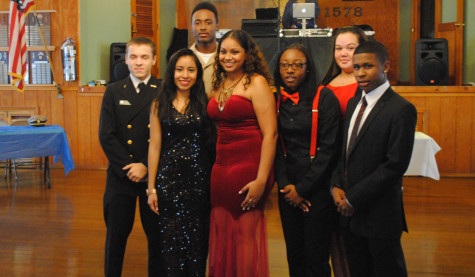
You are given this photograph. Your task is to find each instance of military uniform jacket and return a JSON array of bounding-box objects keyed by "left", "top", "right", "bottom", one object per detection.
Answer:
[{"left": 99, "top": 76, "right": 160, "bottom": 195}]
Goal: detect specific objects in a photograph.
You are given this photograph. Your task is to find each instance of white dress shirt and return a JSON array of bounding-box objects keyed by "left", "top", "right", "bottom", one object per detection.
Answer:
[{"left": 346, "top": 80, "right": 390, "bottom": 151}]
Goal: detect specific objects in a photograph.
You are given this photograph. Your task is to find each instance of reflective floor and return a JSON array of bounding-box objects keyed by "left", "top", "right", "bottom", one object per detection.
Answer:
[{"left": 0, "top": 169, "right": 474, "bottom": 276}]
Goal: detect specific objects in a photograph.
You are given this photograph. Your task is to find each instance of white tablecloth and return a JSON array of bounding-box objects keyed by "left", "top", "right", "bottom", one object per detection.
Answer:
[{"left": 404, "top": 132, "right": 441, "bottom": 180}]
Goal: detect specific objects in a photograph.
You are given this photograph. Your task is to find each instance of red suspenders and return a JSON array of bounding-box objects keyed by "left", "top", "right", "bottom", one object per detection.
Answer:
[{"left": 277, "top": 86, "right": 323, "bottom": 160}]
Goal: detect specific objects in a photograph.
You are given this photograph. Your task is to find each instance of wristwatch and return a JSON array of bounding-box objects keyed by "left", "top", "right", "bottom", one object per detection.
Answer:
[{"left": 146, "top": 188, "right": 157, "bottom": 196}]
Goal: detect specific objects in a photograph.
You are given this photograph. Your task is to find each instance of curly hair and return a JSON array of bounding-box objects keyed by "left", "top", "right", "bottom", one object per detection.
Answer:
[
  {"left": 212, "top": 30, "right": 272, "bottom": 91},
  {"left": 321, "top": 26, "right": 367, "bottom": 85}
]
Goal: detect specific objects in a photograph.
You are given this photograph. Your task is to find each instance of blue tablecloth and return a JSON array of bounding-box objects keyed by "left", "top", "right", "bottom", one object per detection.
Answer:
[{"left": 0, "top": 125, "right": 75, "bottom": 175}]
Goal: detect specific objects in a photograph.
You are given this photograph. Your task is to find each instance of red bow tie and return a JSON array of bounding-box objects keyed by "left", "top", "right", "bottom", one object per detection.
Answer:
[{"left": 281, "top": 90, "right": 300, "bottom": 105}]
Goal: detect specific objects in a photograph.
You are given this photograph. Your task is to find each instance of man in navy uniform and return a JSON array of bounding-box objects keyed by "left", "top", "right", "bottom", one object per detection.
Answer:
[{"left": 99, "top": 36, "right": 161, "bottom": 277}]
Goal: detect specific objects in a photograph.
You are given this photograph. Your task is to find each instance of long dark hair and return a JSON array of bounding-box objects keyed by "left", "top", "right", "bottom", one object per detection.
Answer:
[
  {"left": 321, "top": 26, "right": 367, "bottom": 85},
  {"left": 273, "top": 43, "right": 318, "bottom": 101},
  {"left": 212, "top": 30, "right": 272, "bottom": 91},
  {"left": 153, "top": 48, "right": 208, "bottom": 121}
]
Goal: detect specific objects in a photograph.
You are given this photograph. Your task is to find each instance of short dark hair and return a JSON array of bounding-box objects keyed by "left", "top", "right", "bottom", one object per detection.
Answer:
[
  {"left": 126, "top": 36, "right": 156, "bottom": 56},
  {"left": 191, "top": 2, "right": 218, "bottom": 23},
  {"left": 354, "top": 40, "right": 388, "bottom": 65}
]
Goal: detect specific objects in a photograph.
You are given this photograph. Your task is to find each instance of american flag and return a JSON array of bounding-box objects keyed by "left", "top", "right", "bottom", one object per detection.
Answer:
[{"left": 8, "top": 0, "right": 35, "bottom": 92}]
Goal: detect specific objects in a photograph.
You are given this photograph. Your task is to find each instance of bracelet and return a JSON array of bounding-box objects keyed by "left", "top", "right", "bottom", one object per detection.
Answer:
[{"left": 146, "top": 188, "right": 157, "bottom": 196}]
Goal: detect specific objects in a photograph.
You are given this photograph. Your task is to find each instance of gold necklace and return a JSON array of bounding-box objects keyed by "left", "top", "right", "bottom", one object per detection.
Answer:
[{"left": 218, "top": 74, "right": 244, "bottom": 112}]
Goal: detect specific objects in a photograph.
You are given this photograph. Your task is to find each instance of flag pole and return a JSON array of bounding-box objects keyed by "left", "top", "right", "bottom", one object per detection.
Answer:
[{"left": 32, "top": 9, "right": 63, "bottom": 98}]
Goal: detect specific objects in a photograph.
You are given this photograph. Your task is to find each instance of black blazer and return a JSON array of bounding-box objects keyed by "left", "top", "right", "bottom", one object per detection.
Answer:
[
  {"left": 99, "top": 76, "right": 160, "bottom": 195},
  {"left": 332, "top": 86, "right": 417, "bottom": 239}
]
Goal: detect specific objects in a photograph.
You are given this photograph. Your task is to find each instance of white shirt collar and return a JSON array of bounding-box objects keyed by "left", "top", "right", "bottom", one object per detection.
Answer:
[
  {"left": 130, "top": 74, "right": 151, "bottom": 93},
  {"left": 361, "top": 80, "right": 390, "bottom": 108}
]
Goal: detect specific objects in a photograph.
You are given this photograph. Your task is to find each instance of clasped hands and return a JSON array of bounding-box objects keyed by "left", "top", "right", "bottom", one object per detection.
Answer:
[
  {"left": 280, "top": 185, "right": 311, "bottom": 213},
  {"left": 331, "top": 186, "right": 354, "bottom": 217},
  {"left": 123, "top": 162, "right": 147, "bottom": 182}
]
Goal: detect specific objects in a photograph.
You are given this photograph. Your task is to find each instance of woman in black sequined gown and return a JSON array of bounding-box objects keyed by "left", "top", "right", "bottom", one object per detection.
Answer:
[{"left": 147, "top": 49, "right": 212, "bottom": 276}]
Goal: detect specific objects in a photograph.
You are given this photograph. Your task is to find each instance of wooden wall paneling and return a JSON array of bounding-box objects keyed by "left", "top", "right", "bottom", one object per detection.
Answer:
[
  {"left": 437, "top": 28, "right": 456, "bottom": 84},
  {"left": 49, "top": 90, "right": 64, "bottom": 127},
  {"left": 410, "top": 0, "right": 421, "bottom": 85},
  {"left": 176, "top": 0, "right": 188, "bottom": 29},
  {"left": 52, "top": 0, "right": 80, "bottom": 87},
  {"left": 0, "top": 91, "right": 13, "bottom": 107},
  {"left": 455, "top": 97, "right": 472, "bottom": 173},
  {"left": 396, "top": 86, "right": 475, "bottom": 176},
  {"left": 89, "top": 95, "right": 107, "bottom": 169},
  {"left": 37, "top": 90, "right": 52, "bottom": 123},
  {"left": 423, "top": 95, "right": 441, "bottom": 144},
  {"left": 405, "top": 96, "right": 425, "bottom": 132},
  {"left": 439, "top": 96, "right": 457, "bottom": 172},
  {"left": 317, "top": 0, "right": 399, "bottom": 83},
  {"left": 472, "top": 99, "right": 475, "bottom": 173},
  {"left": 23, "top": 91, "right": 39, "bottom": 110},
  {"left": 11, "top": 91, "right": 25, "bottom": 106},
  {"left": 427, "top": 95, "right": 445, "bottom": 173},
  {"left": 77, "top": 95, "right": 92, "bottom": 169},
  {"left": 62, "top": 90, "right": 78, "bottom": 171}
]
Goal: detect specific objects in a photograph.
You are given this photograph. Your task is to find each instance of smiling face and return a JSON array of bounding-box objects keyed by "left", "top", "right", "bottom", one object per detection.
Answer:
[
  {"left": 192, "top": 9, "right": 218, "bottom": 45},
  {"left": 174, "top": 55, "right": 198, "bottom": 93},
  {"left": 126, "top": 44, "right": 156, "bottom": 81},
  {"left": 218, "top": 37, "right": 246, "bottom": 74},
  {"left": 353, "top": 52, "right": 389, "bottom": 92},
  {"left": 335, "top": 32, "right": 359, "bottom": 74},
  {"left": 279, "top": 48, "right": 307, "bottom": 91}
]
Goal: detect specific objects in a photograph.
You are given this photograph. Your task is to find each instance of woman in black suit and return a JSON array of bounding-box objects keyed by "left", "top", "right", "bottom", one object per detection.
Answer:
[{"left": 274, "top": 43, "right": 341, "bottom": 277}]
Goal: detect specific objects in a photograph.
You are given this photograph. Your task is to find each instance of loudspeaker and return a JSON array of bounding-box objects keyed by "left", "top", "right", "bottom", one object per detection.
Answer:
[
  {"left": 415, "top": 38, "right": 448, "bottom": 86},
  {"left": 241, "top": 19, "right": 279, "bottom": 37},
  {"left": 252, "top": 36, "right": 280, "bottom": 73},
  {"left": 110, "top": 43, "right": 129, "bottom": 83}
]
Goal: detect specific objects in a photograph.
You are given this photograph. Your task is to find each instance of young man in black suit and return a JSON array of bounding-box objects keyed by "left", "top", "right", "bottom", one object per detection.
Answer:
[
  {"left": 331, "top": 41, "right": 417, "bottom": 277},
  {"left": 99, "top": 36, "right": 161, "bottom": 277}
]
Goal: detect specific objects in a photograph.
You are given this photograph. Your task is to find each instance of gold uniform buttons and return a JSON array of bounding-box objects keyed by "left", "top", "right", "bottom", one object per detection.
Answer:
[
  {"left": 148, "top": 124, "right": 150, "bottom": 128},
  {"left": 127, "top": 125, "right": 132, "bottom": 129},
  {"left": 148, "top": 139, "right": 150, "bottom": 143},
  {"left": 127, "top": 140, "right": 133, "bottom": 145},
  {"left": 130, "top": 155, "right": 133, "bottom": 158}
]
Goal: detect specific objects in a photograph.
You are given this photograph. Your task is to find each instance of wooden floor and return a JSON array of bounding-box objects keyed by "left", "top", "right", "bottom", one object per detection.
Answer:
[{"left": 0, "top": 168, "right": 474, "bottom": 276}]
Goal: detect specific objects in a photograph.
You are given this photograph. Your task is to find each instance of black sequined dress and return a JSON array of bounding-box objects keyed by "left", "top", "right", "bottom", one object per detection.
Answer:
[{"left": 155, "top": 107, "right": 211, "bottom": 276}]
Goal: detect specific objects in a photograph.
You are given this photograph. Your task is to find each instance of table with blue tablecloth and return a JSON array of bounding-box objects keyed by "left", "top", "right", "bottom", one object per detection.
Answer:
[{"left": 0, "top": 125, "right": 75, "bottom": 187}]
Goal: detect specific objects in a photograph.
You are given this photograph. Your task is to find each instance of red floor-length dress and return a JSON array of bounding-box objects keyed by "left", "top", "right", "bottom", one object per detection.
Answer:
[{"left": 207, "top": 95, "right": 273, "bottom": 277}]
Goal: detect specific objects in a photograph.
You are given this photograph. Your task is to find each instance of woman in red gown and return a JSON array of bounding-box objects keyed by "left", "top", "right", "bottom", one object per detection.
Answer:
[
  {"left": 207, "top": 30, "right": 277, "bottom": 277},
  {"left": 321, "top": 26, "right": 367, "bottom": 116}
]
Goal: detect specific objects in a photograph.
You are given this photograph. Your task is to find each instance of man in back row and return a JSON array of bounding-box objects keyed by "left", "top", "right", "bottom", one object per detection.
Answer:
[{"left": 190, "top": 1, "right": 219, "bottom": 97}]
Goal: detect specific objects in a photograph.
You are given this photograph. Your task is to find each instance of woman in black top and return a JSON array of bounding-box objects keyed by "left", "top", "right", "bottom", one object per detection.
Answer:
[{"left": 274, "top": 43, "right": 341, "bottom": 277}]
